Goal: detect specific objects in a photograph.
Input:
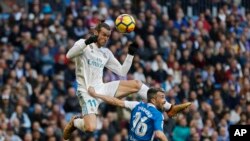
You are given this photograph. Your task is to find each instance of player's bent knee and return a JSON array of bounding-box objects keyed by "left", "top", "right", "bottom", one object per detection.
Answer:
[
  {"left": 84, "top": 124, "right": 96, "bottom": 132},
  {"left": 83, "top": 114, "right": 97, "bottom": 132},
  {"left": 133, "top": 80, "right": 142, "bottom": 90},
  {"left": 85, "top": 127, "right": 96, "bottom": 132}
]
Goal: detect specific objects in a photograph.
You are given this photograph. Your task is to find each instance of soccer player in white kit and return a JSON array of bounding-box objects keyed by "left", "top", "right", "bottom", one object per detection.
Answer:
[{"left": 63, "top": 22, "right": 191, "bottom": 140}]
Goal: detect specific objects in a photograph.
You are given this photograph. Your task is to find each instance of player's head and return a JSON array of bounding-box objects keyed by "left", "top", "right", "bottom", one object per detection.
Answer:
[
  {"left": 94, "top": 21, "right": 111, "bottom": 47},
  {"left": 147, "top": 88, "right": 166, "bottom": 111}
]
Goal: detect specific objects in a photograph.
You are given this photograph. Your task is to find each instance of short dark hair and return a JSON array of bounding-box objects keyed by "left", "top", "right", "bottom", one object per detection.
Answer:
[
  {"left": 147, "top": 88, "right": 165, "bottom": 103},
  {"left": 95, "top": 21, "right": 111, "bottom": 32}
]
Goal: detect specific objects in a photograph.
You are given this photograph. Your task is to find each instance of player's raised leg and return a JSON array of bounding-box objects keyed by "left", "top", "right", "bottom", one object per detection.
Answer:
[
  {"left": 63, "top": 91, "right": 98, "bottom": 140},
  {"left": 115, "top": 80, "right": 191, "bottom": 117}
]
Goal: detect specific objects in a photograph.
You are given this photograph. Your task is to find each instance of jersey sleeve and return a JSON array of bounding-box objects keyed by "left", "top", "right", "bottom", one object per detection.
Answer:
[
  {"left": 105, "top": 49, "right": 134, "bottom": 77},
  {"left": 124, "top": 101, "right": 139, "bottom": 110},
  {"left": 66, "top": 39, "right": 87, "bottom": 59},
  {"left": 153, "top": 112, "right": 164, "bottom": 131}
]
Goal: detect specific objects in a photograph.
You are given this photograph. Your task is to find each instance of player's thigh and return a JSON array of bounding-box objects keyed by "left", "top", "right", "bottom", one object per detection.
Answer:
[
  {"left": 76, "top": 90, "right": 99, "bottom": 131},
  {"left": 115, "top": 80, "right": 142, "bottom": 98},
  {"left": 95, "top": 81, "right": 120, "bottom": 97}
]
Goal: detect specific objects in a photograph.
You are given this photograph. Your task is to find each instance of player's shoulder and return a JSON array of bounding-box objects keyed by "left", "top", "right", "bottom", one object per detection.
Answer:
[
  {"left": 124, "top": 100, "right": 140, "bottom": 109},
  {"left": 75, "top": 39, "right": 86, "bottom": 45},
  {"left": 136, "top": 101, "right": 146, "bottom": 106},
  {"left": 137, "top": 102, "right": 155, "bottom": 110},
  {"left": 130, "top": 101, "right": 146, "bottom": 110},
  {"left": 150, "top": 109, "right": 163, "bottom": 120},
  {"left": 78, "top": 38, "right": 86, "bottom": 42},
  {"left": 147, "top": 104, "right": 163, "bottom": 115},
  {"left": 139, "top": 103, "right": 163, "bottom": 119}
]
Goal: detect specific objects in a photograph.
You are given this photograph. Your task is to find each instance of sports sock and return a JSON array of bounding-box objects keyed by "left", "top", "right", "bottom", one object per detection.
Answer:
[
  {"left": 137, "top": 84, "right": 149, "bottom": 100},
  {"left": 164, "top": 102, "right": 172, "bottom": 111},
  {"left": 138, "top": 84, "right": 172, "bottom": 110},
  {"left": 73, "top": 118, "right": 85, "bottom": 132}
]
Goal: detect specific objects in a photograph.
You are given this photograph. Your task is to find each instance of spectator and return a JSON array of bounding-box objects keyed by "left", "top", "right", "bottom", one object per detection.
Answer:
[
  {"left": 63, "top": 87, "right": 80, "bottom": 121},
  {"left": 133, "top": 66, "right": 146, "bottom": 83},
  {"left": 10, "top": 105, "right": 31, "bottom": 135},
  {"left": 0, "top": 86, "right": 15, "bottom": 118},
  {"left": 172, "top": 115, "right": 191, "bottom": 141},
  {"left": 5, "top": 124, "right": 22, "bottom": 141}
]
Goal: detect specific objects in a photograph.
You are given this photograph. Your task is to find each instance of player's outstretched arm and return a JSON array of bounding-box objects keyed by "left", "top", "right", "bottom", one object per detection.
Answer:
[
  {"left": 88, "top": 87, "right": 125, "bottom": 107},
  {"left": 105, "top": 42, "right": 138, "bottom": 76},
  {"left": 155, "top": 131, "right": 168, "bottom": 141},
  {"left": 66, "top": 35, "right": 98, "bottom": 59}
]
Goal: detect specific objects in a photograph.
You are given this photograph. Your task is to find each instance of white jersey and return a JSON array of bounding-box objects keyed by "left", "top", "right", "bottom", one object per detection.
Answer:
[{"left": 66, "top": 39, "right": 134, "bottom": 92}]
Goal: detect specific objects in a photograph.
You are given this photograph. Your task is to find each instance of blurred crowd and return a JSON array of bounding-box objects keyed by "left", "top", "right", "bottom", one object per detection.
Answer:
[{"left": 0, "top": 0, "right": 250, "bottom": 141}]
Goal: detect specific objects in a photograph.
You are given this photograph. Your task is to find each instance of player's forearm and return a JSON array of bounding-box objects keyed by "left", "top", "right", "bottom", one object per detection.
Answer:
[
  {"left": 66, "top": 42, "right": 87, "bottom": 59},
  {"left": 95, "top": 94, "right": 125, "bottom": 107},
  {"left": 119, "top": 54, "right": 134, "bottom": 76},
  {"left": 106, "top": 52, "right": 134, "bottom": 76}
]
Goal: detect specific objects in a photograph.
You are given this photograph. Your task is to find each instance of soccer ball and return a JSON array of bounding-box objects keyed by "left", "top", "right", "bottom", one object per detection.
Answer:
[{"left": 115, "top": 14, "right": 136, "bottom": 33}]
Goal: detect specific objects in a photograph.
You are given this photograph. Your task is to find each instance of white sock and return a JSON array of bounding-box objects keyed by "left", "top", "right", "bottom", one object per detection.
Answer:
[
  {"left": 164, "top": 102, "right": 172, "bottom": 111},
  {"left": 138, "top": 84, "right": 172, "bottom": 110},
  {"left": 137, "top": 84, "right": 149, "bottom": 100},
  {"left": 73, "top": 118, "right": 85, "bottom": 132}
]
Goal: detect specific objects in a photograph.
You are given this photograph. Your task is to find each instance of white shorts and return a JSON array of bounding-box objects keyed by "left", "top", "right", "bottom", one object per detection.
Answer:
[{"left": 76, "top": 81, "right": 120, "bottom": 116}]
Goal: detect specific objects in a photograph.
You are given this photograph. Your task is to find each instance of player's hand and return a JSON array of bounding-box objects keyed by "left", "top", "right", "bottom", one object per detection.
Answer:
[
  {"left": 85, "top": 35, "right": 98, "bottom": 45},
  {"left": 88, "top": 86, "right": 97, "bottom": 97},
  {"left": 128, "top": 42, "right": 139, "bottom": 55}
]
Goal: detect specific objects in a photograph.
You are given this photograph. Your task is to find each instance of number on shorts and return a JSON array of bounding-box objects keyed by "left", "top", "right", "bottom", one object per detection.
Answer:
[
  {"left": 132, "top": 112, "right": 148, "bottom": 136},
  {"left": 87, "top": 99, "right": 97, "bottom": 107}
]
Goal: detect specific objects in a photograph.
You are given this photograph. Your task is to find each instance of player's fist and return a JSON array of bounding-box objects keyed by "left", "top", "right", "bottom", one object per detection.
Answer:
[
  {"left": 85, "top": 35, "right": 98, "bottom": 45},
  {"left": 128, "top": 42, "right": 139, "bottom": 56},
  {"left": 88, "top": 86, "right": 97, "bottom": 97}
]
